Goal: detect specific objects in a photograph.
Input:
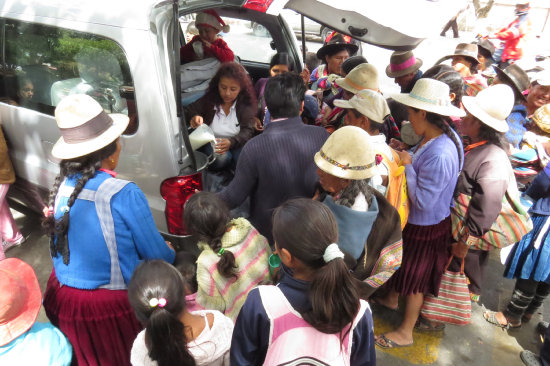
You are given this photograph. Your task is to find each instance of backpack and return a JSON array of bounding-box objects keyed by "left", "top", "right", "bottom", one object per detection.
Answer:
[
  {"left": 258, "top": 285, "right": 369, "bottom": 366},
  {"left": 377, "top": 149, "right": 409, "bottom": 229}
]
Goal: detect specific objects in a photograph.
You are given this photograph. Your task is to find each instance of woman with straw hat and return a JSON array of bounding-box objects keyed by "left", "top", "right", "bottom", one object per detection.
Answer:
[
  {"left": 374, "top": 78, "right": 464, "bottom": 348},
  {"left": 482, "top": 102, "right": 550, "bottom": 330},
  {"left": 314, "top": 126, "right": 403, "bottom": 299},
  {"left": 42, "top": 94, "right": 175, "bottom": 365},
  {"left": 446, "top": 85, "right": 516, "bottom": 309}
]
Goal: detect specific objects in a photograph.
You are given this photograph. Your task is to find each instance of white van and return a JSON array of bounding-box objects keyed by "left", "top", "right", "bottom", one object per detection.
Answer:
[{"left": 0, "top": 0, "right": 444, "bottom": 248}]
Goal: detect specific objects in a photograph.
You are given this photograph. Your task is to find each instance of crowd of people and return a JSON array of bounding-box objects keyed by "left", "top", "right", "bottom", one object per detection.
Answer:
[{"left": 2, "top": 4, "right": 550, "bottom": 366}]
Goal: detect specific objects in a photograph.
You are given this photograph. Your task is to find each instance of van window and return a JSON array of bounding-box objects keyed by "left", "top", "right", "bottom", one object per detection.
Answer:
[
  {"left": 0, "top": 19, "right": 137, "bottom": 134},
  {"left": 181, "top": 14, "right": 276, "bottom": 64}
]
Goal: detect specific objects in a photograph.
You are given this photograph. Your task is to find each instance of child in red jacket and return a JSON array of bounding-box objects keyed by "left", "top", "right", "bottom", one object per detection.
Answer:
[{"left": 181, "top": 9, "right": 234, "bottom": 63}]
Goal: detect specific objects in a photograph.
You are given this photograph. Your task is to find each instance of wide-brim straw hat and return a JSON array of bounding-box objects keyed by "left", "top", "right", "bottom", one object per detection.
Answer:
[
  {"left": 494, "top": 63, "right": 530, "bottom": 102},
  {"left": 532, "top": 104, "right": 550, "bottom": 134},
  {"left": 436, "top": 43, "right": 480, "bottom": 67},
  {"left": 316, "top": 34, "right": 358, "bottom": 60},
  {"left": 390, "top": 78, "right": 466, "bottom": 117},
  {"left": 386, "top": 51, "right": 423, "bottom": 78},
  {"left": 0, "top": 258, "right": 42, "bottom": 347},
  {"left": 462, "top": 84, "right": 514, "bottom": 133},
  {"left": 52, "top": 94, "right": 129, "bottom": 160},
  {"left": 314, "top": 126, "right": 377, "bottom": 180},
  {"left": 334, "top": 89, "right": 389, "bottom": 123},
  {"left": 335, "top": 63, "right": 378, "bottom": 94}
]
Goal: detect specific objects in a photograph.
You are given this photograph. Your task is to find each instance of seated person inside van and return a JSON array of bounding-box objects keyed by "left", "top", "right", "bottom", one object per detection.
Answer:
[
  {"left": 180, "top": 10, "right": 234, "bottom": 64},
  {"left": 185, "top": 62, "right": 256, "bottom": 173},
  {"left": 50, "top": 48, "right": 127, "bottom": 114}
]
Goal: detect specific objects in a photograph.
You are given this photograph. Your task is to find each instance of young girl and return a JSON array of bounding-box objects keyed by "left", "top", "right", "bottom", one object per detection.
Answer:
[
  {"left": 128, "top": 260, "right": 233, "bottom": 366},
  {"left": 180, "top": 9, "right": 234, "bottom": 64},
  {"left": 230, "top": 198, "right": 375, "bottom": 365},
  {"left": 184, "top": 192, "right": 271, "bottom": 321}
]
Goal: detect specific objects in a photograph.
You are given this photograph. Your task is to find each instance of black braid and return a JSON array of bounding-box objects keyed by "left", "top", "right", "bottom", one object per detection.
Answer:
[
  {"left": 41, "top": 141, "right": 117, "bottom": 264},
  {"left": 336, "top": 179, "right": 374, "bottom": 209},
  {"left": 425, "top": 112, "right": 463, "bottom": 168}
]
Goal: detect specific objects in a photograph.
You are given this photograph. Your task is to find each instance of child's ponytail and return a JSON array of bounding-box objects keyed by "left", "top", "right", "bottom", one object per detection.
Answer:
[
  {"left": 273, "top": 198, "right": 360, "bottom": 335},
  {"left": 128, "top": 260, "right": 196, "bottom": 366},
  {"left": 183, "top": 192, "right": 237, "bottom": 279},
  {"left": 146, "top": 306, "right": 195, "bottom": 366}
]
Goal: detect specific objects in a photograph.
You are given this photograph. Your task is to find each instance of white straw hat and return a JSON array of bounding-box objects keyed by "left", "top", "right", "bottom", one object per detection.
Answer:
[
  {"left": 390, "top": 78, "right": 465, "bottom": 117},
  {"left": 334, "top": 89, "right": 390, "bottom": 124},
  {"left": 462, "top": 84, "right": 514, "bottom": 133},
  {"left": 52, "top": 94, "right": 129, "bottom": 159},
  {"left": 335, "top": 64, "right": 379, "bottom": 94},
  {"left": 314, "top": 126, "right": 376, "bottom": 180}
]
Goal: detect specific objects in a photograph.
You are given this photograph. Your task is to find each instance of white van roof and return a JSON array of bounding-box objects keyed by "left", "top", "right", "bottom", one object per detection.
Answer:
[{"left": 0, "top": 0, "right": 167, "bottom": 29}]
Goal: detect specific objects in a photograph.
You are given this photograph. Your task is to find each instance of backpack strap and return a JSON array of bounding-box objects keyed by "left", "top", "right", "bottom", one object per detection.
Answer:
[
  {"left": 94, "top": 178, "right": 132, "bottom": 290},
  {"left": 258, "top": 285, "right": 302, "bottom": 346}
]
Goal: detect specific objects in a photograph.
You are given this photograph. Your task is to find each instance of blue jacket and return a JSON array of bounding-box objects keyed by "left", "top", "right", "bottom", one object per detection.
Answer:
[
  {"left": 526, "top": 165, "right": 550, "bottom": 215},
  {"left": 53, "top": 171, "right": 175, "bottom": 289},
  {"left": 230, "top": 266, "right": 376, "bottom": 365}
]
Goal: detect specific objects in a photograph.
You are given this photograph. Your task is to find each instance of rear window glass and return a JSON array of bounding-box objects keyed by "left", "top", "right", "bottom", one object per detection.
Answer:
[{"left": 0, "top": 19, "right": 137, "bottom": 134}]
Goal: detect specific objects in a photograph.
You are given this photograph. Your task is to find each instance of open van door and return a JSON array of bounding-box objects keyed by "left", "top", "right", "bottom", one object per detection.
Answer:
[{"left": 261, "top": 0, "right": 466, "bottom": 50}]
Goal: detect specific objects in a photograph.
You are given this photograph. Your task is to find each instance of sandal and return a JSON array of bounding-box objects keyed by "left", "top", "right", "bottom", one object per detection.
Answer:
[
  {"left": 483, "top": 311, "right": 521, "bottom": 329},
  {"left": 522, "top": 313, "right": 534, "bottom": 323},
  {"left": 375, "top": 334, "right": 413, "bottom": 349},
  {"left": 520, "top": 350, "right": 542, "bottom": 366},
  {"left": 414, "top": 316, "right": 445, "bottom": 332}
]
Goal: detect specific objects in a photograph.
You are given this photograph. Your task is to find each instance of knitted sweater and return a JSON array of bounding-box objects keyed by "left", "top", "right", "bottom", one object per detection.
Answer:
[
  {"left": 218, "top": 117, "right": 329, "bottom": 243},
  {"left": 196, "top": 218, "right": 271, "bottom": 321}
]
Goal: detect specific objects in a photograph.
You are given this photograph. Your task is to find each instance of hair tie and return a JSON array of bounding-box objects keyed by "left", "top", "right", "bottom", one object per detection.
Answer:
[
  {"left": 217, "top": 248, "right": 225, "bottom": 257},
  {"left": 149, "top": 297, "right": 167, "bottom": 308},
  {"left": 323, "top": 243, "right": 345, "bottom": 263}
]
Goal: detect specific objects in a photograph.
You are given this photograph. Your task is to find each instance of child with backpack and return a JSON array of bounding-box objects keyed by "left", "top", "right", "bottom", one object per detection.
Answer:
[
  {"left": 184, "top": 192, "right": 272, "bottom": 321},
  {"left": 230, "top": 198, "right": 376, "bottom": 365},
  {"left": 128, "top": 260, "right": 233, "bottom": 366}
]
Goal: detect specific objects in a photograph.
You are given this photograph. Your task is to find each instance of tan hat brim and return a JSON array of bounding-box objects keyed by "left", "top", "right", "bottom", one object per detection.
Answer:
[
  {"left": 385, "top": 59, "right": 423, "bottom": 78},
  {"left": 52, "top": 113, "right": 129, "bottom": 160},
  {"left": 462, "top": 96, "right": 509, "bottom": 133},
  {"left": 335, "top": 77, "right": 359, "bottom": 94},
  {"left": 390, "top": 93, "right": 465, "bottom": 118},
  {"left": 314, "top": 151, "right": 376, "bottom": 180}
]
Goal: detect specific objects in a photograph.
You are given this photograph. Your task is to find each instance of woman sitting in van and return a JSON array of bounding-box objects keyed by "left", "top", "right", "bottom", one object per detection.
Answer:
[
  {"left": 180, "top": 10, "right": 234, "bottom": 63},
  {"left": 42, "top": 94, "right": 175, "bottom": 366},
  {"left": 255, "top": 52, "right": 294, "bottom": 123},
  {"left": 186, "top": 62, "right": 257, "bottom": 171}
]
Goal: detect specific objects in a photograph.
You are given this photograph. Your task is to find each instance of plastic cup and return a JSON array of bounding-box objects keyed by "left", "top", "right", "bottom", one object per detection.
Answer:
[{"left": 268, "top": 253, "right": 281, "bottom": 276}]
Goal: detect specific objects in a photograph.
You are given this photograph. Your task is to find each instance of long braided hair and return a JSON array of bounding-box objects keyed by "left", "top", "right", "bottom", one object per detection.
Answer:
[
  {"left": 335, "top": 179, "right": 374, "bottom": 209},
  {"left": 183, "top": 192, "right": 238, "bottom": 279},
  {"left": 42, "top": 140, "right": 117, "bottom": 264}
]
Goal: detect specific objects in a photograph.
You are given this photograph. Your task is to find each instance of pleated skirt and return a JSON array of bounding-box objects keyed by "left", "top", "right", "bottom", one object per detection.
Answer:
[
  {"left": 387, "top": 216, "right": 452, "bottom": 296},
  {"left": 43, "top": 270, "right": 142, "bottom": 366}
]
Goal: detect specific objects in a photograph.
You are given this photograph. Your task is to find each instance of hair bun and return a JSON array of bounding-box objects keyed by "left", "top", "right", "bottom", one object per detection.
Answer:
[{"left": 222, "top": 25, "right": 230, "bottom": 33}]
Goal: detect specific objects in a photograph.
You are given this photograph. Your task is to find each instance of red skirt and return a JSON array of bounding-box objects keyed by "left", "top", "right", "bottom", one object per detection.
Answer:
[
  {"left": 386, "top": 216, "right": 452, "bottom": 296},
  {"left": 43, "top": 270, "right": 142, "bottom": 366}
]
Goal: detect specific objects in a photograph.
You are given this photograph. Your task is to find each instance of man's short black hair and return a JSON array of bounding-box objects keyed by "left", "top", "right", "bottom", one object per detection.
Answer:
[{"left": 264, "top": 73, "right": 306, "bottom": 119}]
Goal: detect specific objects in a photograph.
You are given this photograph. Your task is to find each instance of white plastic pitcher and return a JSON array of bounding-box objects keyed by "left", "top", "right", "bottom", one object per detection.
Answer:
[{"left": 189, "top": 124, "right": 216, "bottom": 151}]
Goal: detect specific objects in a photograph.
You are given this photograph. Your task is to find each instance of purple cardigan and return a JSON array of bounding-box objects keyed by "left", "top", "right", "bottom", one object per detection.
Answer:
[{"left": 405, "top": 131, "right": 463, "bottom": 226}]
